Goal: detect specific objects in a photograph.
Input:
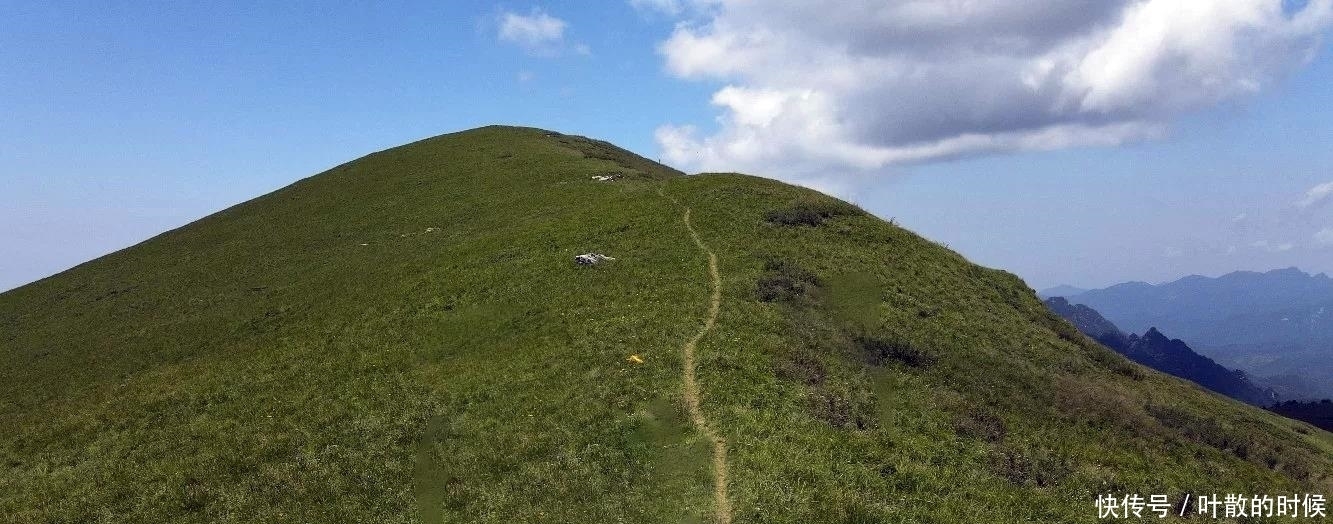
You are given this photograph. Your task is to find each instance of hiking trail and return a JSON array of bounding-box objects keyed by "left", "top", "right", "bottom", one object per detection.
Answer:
[{"left": 677, "top": 203, "right": 731, "bottom": 524}]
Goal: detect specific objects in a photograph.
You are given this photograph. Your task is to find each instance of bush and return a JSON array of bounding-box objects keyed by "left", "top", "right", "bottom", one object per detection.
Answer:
[
  {"left": 807, "top": 389, "right": 876, "bottom": 430},
  {"left": 856, "top": 335, "right": 937, "bottom": 369},
  {"left": 756, "top": 258, "right": 820, "bottom": 303},
  {"left": 764, "top": 198, "right": 862, "bottom": 227}
]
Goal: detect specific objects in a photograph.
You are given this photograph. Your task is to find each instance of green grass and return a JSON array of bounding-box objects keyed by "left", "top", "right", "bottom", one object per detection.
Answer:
[{"left": 1, "top": 126, "right": 1330, "bottom": 522}]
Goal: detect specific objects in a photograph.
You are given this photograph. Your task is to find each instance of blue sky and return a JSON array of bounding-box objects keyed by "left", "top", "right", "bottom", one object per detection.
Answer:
[{"left": 3, "top": 1, "right": 1333, "bottom": 292}]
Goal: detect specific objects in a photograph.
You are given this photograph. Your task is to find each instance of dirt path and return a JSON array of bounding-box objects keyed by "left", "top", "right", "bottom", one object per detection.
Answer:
[{"left": 677, "top": 206, "right": 731, "bottom": 524}]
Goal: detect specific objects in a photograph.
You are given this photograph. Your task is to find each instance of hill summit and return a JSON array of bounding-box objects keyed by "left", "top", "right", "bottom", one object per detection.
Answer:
[{"left": 2, "top": 126, "right": 1330, "bottom": 522}]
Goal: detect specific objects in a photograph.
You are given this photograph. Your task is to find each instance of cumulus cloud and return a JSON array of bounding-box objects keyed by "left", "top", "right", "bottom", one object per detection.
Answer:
[
  {"left": 498, "top": 9, "right": 578, "bottom": 55},
  {"left": 652, "top": 0, "right": 1333, "bottom": 177},
  {"left": 1297, "top": 181, "right": 1333, "bottom": 209}
]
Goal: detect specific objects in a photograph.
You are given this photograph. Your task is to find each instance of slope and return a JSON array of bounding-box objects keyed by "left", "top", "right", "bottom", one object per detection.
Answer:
[{"left": 2, "top": 126, "right": 1331, "bottom": 523}]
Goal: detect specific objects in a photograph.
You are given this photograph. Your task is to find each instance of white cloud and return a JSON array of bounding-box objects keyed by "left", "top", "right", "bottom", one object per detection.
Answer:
[
  {"left": 1297, "top": 181, "right": 1333, "bottom": 209},
  {"left": 1316, "top": 227, "right": 1333, "bottom": 245},
  {"left": 652, "top": 0, "right": 1333, "bottom": 177},
  {"left": 498, "top": 9, "right": 580, "bottom": 56}
]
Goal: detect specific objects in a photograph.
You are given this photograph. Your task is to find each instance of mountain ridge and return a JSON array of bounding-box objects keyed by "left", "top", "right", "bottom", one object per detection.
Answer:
[
  {"left": 1043, "top": 297, "right": 1276, "bottom": 406},
  {"left": 1062, "top": 267, "right": 1333, "bottom": 400},
  {"left": 3, "top": 126, "right": 1330, "bottom": 522}
]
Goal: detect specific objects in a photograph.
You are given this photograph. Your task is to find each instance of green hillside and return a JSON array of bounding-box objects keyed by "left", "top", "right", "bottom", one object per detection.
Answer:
[{"left": 2, "top": 126, "right": 1330, "bottom": 523}]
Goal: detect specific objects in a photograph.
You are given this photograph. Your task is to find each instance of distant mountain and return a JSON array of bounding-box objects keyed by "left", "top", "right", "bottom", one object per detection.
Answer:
[
  {"left": 1063, "top": 268, "right": 1333, "bottom": 400},
  {"left": 1042, "top": 297, "right": 1126, "bottom": 347},
  {"left": 1063, "top": 267, "right": 1333, "bottom": 347},
  {"left": 1269, "top": 400, "right": 1333, "bottom": 432},
  {"left": 1037, "top": 284, "right": 1087, "bottom": 298},
  {"left": 1044, "top": 297, "right": 1276, "bottom": 406},
  {"left": 1207, "top": 343, "right": 1333, "bottom": 401},
  {"left": 1120, "top": 329, "right": 1277, "bottom": 406}
]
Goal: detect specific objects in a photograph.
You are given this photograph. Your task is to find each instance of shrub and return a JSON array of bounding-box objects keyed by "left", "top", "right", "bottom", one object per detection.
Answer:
[
  {"left": 856, "top": 335, "right": 937, "bottom": 369},
  {"left": 755, "top": 258, "right": 820, "bottom": 303},
  {"left": 764, "top": 198, "right": 862, "bottom": 227},
  {"left": 807, "top": 389, "right": 875, "bottom": 430}
]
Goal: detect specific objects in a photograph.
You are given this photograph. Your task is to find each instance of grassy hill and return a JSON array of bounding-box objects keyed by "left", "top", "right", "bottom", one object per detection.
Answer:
[{"left": 2, "top": 126, "right": 1330, "bottom": 523}]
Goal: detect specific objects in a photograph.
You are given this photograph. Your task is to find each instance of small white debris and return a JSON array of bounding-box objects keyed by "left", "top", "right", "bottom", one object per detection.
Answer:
[
  {"left": 591, "top": 174, "right": 623, "bottom": 182},
  {"left": 425, "top": 227, "right": 439, "bottom": 233},
  {"left": 359, "top": 243, "right": 369, "bottom": 246},
  {"left": 575, "top": 253, "right": 616, "bottom": 265}
]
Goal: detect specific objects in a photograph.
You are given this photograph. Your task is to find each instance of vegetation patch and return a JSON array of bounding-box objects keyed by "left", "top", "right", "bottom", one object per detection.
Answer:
[
  {"left": 988, "top": 445, "right": 1072, "bottom": 488},
  {"left": 764, "top": 198, "right": 863, "bottom": 227},
  {"left": 1054, "top": 376, "right": 1146, "bottom": 430},
  {"left": 807, "top": 386, "right": 877, "bottom": 430},
  {"left": 856, "top": 335, "right": 937, "bottom": 369},
  {"left": 1146, "top": 404, "right": 1318, "bottom": 480},
  {"left": 755, "top": 258, "right": 820, "bottom": 303},
  {"left": 762, "top": 259, "right": 881, "bottom": 430},
  {"left": 953, "top": 407, "right": 1007, "bottom": 443},
  {"left": 777, "top": 353, "right": 827, "bottom": 386}
]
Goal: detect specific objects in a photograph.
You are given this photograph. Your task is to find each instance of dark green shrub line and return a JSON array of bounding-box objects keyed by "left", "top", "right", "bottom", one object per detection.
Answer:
[{"left": 764, "top": 198, "right": 863, "bottom": 227}]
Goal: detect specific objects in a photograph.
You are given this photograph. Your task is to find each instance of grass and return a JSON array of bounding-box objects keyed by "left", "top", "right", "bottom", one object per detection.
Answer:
[{"left": 1, "top": 126, "right": 1331, "bottom": 522}]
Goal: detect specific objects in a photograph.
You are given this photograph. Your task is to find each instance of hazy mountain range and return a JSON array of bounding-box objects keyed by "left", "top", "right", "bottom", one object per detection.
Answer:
[
  {"left": 1043, "top": 268, "right": 1333, "bottom": 399},
  {"left": 1043, "top": 297, "right": 1276, "bottom": 406}
]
